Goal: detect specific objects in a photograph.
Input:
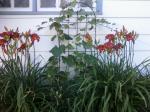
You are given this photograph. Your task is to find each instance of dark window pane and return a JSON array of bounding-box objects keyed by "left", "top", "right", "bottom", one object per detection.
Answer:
[
  {"left": 14, "top": 0, "right": 29, "bottom": 7},
  {"left": 60, "top": 0, "right": 68, "bottom": 9},
  {"left": 40, "top": 0, "right": 56, "bottom": 8},
  {"left": 80, "top": 0, "right": 93, "bottom": 8},
  {"left": 0, "top": 0, "right": 11, "bottom": 7}
]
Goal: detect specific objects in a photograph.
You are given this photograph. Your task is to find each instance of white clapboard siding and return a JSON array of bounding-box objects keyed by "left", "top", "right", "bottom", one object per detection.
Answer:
[
  {"left": 103, "top": 0, "right": 150, "bottom": 17},
  {"left": 0, "top": 0, "right": 150, "bottom": 64}
]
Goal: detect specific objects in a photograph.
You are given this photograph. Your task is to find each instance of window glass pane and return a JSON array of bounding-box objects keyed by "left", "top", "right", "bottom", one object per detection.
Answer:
[
  {"left": 14, "top": 0, "right": 29, "bottom": 7},
  {"left": 40, "top": 0, "right": 56, "bottom": 8},
  {"left": 60, "top": 0, "right": 68, "bottom": 9},
  {"left": 0, "top": 0, "right": 11, "bottom": 7},
  {"left": 80, "top": 0, "right": 93, "bottom": 8}
]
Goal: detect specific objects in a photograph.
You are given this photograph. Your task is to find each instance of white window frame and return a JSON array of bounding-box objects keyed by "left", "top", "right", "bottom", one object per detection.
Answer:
[
  {"left": 0, "top": 0, "right": 33, "bottom": 11},
  {"left": 0, "top": 0, "right": 102, "bottom": 15}
]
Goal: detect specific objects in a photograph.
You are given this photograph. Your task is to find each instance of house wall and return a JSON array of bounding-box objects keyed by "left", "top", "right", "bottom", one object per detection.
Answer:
[{"left": 0, "top": 0, "right": 150, "bottom": 65}]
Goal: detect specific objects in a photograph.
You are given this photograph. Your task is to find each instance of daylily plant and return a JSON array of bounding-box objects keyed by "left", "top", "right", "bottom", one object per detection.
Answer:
[
  {"left": 0, "top": 27, "right": 40, "bottom": 58},
  {"left": 96, "top": 26, "right": 137, "bottom": 54}
]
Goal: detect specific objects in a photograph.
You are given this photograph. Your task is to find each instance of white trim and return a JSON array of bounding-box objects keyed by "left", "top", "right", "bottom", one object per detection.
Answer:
[
  {"left": 0, "top": 0, "right": 33, "bottom": 11},
  {"left": 11, "top": 0, "right": 14, "bottom": 8}
]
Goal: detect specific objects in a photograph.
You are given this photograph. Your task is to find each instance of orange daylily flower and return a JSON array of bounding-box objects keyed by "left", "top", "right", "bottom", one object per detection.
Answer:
[
  {"left": 12, "top": 32, "right": 20, "bottom": 40},
  {"left": 84, "top": 33, "right": 92, "bottom": 43}
]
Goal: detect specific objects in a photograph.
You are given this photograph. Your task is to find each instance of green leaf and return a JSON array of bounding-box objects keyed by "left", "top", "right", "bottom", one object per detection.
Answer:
[
  {"left": 37, "top": 27, "right": 45, "bottom": 31},
  {"left": 54, "top": 16, "right": 66, "bottom": 22},
  {"left": 89, "top": 25, "right": 94, "bottom": 30},
  {"left": 62, "top": 55, "right": 75, "bottom": 67},
  {"left": 63, "top": 24, "right": 69, "bottom": 29},
  {"left": 66, "top": 8, "right": 74, "bottom": 17},
  {"left": 70, "top": 0, "right": 77, "bottom": 7},
  {"left": 82, "top": 41, "right": 93, "bottom": 49},
  {"left": 121, "top": 94, "right": 129, "bottom": 112},
  {"left": 51, "top": 35, "right": 57, "bottom": 41},
  {"left": 99, "top": 18, "right": 111, "bottom": 24},
  {"left": 103, "top": 93, "right": 111, "bottom": 112},
  {"left": 41, "top": 21, "right": 47, "bottom": 25},
  {"left": 75, "top": 35, "right": 82, "bottom": 42},
  {"left": 88, "top": 18, "right": 96, "bottom": 25},
  {"left": 4, "top": 26, "right": 9, "bottom": 31},
  {"left": 63, "top": 33, "right": 72, "bottom": 40},
  {"left": 50, "top": 45, "right": 66, "bottom": 57},
  {"left": 78, "top": 16, "right": 86, "bottom": 21},
  {"left": 80, "top": 28, "right": 86, "bottom": 31},
  {"left": 49, "top": 18, "right": 53, "bottom": 22},
  {"left": 47, "top": 66, "right": 59, "bottom": 76},
  {"left": 50, "top": 22, "right": 61, "bottom": 30},
  {"left": 135, "top": 88, "right": 147, "bottom": 107},
  {"left": 48, "top": 56, "right": 58, "bottom": 65},
  {"left": 78, "top": 9, "right": 86, "bottom": 15},
  {"left": 66, "top": 44, "right": 74, "bottom": 50}
]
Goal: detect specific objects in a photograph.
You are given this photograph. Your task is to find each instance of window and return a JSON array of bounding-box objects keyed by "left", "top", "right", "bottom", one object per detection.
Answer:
[
  {"left": 0, "top": 0, "right": 32, "bottom": 11},
  {"left": 0, "top": 0, "right": 102, "bottom": 15},
  {"left": 79, "top": 0, "right": 96, "bottom": 12},
  {"left": 0, "top": 0, "right": 11, "bottom": 7},
  {"left": 37, "top": 0, "right": 61, "bottom": 11},
  {"left": 80, "top": 0, "right": 93, "bottom": 7}
]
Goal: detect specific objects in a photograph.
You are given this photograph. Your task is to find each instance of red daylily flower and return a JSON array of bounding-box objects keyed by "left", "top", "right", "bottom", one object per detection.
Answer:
[
  {"left": 0, "top": 39, "right": 7, "bottom": 46},
  {"left": 113, "top": 43, "right": 123, "bottom": 51},
  {"left": 96, "top": 45, "right": 106, "bottom": 53},
  {"left": 104, "top": 42, "right": 114, "bottom": 53},
  {"left": 31, "top": 33, "right": 40, "bottom": 44},
  {"left": 17, "top": 43, "right": 26, "bottom": 52},
  {"left": 0, "top": 32, "right": 10, "bottom": 37},
  {"left": 2, "top": 46, "right": 8, "bottom": 55},
  {"left": 104, "top": 41, "right": 114, "bottom": 49},
  {"left": 126, "top": 33, "right": 134, "bottom": 41},
  {"left": 105, "top": 34, "right": 115, "bottom": 42}
]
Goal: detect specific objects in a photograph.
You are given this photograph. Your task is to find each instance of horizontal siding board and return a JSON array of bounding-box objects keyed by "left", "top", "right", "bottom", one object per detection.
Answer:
[
  {"left": 134, "top": 51, "right": 150, "bottom": 64},
  {"left": 1, "top": 18, "right": 150, "bottom": 34},
  {"left": 103, "top": 1, "right": 150, "bottom": 17}
]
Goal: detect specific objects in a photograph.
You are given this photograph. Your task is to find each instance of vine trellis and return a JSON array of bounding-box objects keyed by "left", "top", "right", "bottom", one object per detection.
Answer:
[{"left": 38, "top": 1, "right": 111, "bottom": 71}]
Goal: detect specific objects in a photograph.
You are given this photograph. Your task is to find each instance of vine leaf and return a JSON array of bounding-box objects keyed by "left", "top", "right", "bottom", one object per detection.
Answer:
[
  {"left": 62, "top": 55, "right": 75, "bottom": 66},
  {"left": 51, "top": 35, "right": 57, "bottom": 41},
  {"left": 63, "top": 33, "right": 72, "bottom": 40},
  {"left": 50, "top": 45, "right": 66, "bottom": 57},
  {"left": 41, "top": 21, "right": 48, "bottom": 25},
  {"left": 50, "top": 22, "right": 61, "bottom": 30},
  {"left": 37, "top": 27, "right": 45, "bottom": 31}
]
